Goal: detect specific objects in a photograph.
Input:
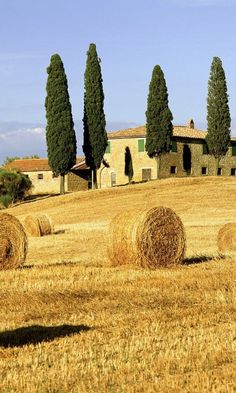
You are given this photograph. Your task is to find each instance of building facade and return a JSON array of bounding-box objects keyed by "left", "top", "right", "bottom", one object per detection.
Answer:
[{"left": 99, "top": 120, "right": 236, "bottom": 188}]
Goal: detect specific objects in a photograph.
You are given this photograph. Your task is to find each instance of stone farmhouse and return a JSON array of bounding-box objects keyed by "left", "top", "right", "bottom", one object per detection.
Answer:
[
  {"left": 5, "top": 157, "right": 90, "bottom": 194},
  {"left": 5, "top": 120, "right": 236, "bottom": 193},
  {"left": 99, "top": 119, "right": 236, "bottom": 188}
]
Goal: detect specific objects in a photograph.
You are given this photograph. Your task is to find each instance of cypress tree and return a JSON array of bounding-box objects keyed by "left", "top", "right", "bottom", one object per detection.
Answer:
[
  {"left": 83, "top": 43, "right": 107, "bottom": 189},
  {"left": 124, "top": 146, "right": 134, "bottom": 184},
  {"left": 45, "top": 54, "right": 76, "bottom": 194},
  {"left": 206, "top": 57, "right": 231, "bottom": 175},
  {"left": 145, "top": 65, "right": 173, "bottom": 179}
]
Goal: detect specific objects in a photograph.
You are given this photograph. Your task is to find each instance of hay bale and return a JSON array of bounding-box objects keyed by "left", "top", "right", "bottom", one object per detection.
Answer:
[
  {"left": 0, "top": 213, "right": 28, "bottom": 269},
  {"left": 217, "top": 223, "right": 236, "bottom": 254},
  {"left": 24, "top": 214, "right": 53, "bottom": 237},
  {"left": 108, "top": 206, "right": 186, "bottom": 268}
]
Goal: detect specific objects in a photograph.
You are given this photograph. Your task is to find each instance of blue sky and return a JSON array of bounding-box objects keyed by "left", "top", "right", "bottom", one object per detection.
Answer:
[{"left": 0, "top": 0, "right": 236, "bottom": 162}]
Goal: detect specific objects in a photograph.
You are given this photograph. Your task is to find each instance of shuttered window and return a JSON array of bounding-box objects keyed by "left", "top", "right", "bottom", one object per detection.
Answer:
[
  {"left": 138, "top": 139, "right": 145, "bottom": 152},
  {"left": 105, "top": 141, "right": 111, "bottom": 154},
  {"left": 202, "top": 143, "right": 209, "bottom": 155},
  {"left": 171, "top": 140, "right": 177, "bottom": 152},
  {"left": 232, "top": 144, "right": 236, "bottom": 156}
]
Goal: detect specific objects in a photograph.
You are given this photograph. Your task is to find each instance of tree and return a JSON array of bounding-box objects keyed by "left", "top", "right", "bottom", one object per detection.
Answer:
[
  {"left": 206, "top": 57, "right": 231, "bottom": 175},
  {"left": 83, "top": 43, "right": 107, "bottom": 189},
  {"left": 124, "top": 146, "right": 134, "bottom": 184},
  {"left": 145, "top": 65, "right": 173, "bottom": 179},
  {"left": 0, "top": 169, "right": 32, "bottom": 207},
  {"left": 45, "top": 54, "right": 76, "bottom": 194}
]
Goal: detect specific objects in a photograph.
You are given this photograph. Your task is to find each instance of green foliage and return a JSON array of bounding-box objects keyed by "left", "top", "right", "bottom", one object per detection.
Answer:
[
  {"left": 45, "top": 54, "right": 77, "bottom": 185},
  {"left": 0, "top": 169, "right": 32, "bottom": 207},
  {"left": 206, "top": 57, "right": 231, "bottom": 159},
  {"left": 124, "top": 147, "right": 134, "bottom": 183},
  {"left": 83, "top": 43, "right": 107, "bottom": 171},
  {"left": 3, "top": 156, "right": 20, "bottom": 166},
  {"left": 0, "top": 194, "right": 13, "bottom": 208},
  {"left": 145, "top": 65, "right": 173, "bottom": 158}
]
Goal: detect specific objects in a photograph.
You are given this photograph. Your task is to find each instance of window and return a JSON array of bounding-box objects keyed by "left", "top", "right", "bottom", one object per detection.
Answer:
[
  {"left": 138, "top": 139, "right": 145, "bottom": 152},
  {"left": 170, "top": 166, "right": 177, "bottom": 174},
  {"left": 202, "top": 143, "right": 209, "bottom": 155},
  {"left": 217, "top": 168, "right": 222, "bottom": 176},
  {"left": 38, "top": 173, "right": 43, "bottom": 180},
  {"left": 231, "top": 168, "right": 236, "bottom": 176},
  {"left": 105, "top": 141, "right": 111, "bottom": 154},
  {"left": 142, "top": 168, "right": 151, "bottom": 181},
  {"left": 171, "top": 140, "right": 177, "bottom": 153},
  {"left": 201, "top": 167, "right": 208, "bottom": 175},
  {"left": 232, "top": 144, "right": 236, "bottom": 156}
]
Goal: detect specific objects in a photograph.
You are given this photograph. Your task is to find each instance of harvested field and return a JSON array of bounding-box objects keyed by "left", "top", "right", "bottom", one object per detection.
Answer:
[{"left": 0, "top": 176, "right": 236, "bottom": 392}]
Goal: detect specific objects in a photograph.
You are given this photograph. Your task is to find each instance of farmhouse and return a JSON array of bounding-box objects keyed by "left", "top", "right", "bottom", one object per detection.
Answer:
[
  {"left": 5, "top": 157, "right": 90, "bottom": 194},
  {"left": 99, "top": 120, "right": 236, "bottom": 188},
  {"left": 5, "top": 120, "right": 236, "bottom": 193}
]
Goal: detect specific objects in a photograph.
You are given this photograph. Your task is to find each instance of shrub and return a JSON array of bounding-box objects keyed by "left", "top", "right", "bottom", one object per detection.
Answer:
[{"left": 0, "top": 169, "right": 32, "bottom": 206}]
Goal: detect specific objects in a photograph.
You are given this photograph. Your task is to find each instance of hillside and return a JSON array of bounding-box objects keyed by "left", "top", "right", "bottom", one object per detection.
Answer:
[{"left": 0, "top": 177, "right": 236, "bottom": 392}]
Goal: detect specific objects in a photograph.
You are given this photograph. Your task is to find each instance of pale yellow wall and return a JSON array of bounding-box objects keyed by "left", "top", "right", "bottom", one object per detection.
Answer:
[
  {"left": 24, "top": 171, "right": 68, "bottom": 194},
  {"left": 99, "top": 137, "right": 157, "bottom": 188},
  {"left": 98, "top": 137, "right": 236, "bottom": 188}
]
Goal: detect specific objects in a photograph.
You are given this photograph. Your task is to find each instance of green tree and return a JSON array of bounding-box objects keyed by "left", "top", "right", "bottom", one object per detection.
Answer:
[
  {"left": 0, "top": 169, "right": 32, "bottom": 207},
  {"left": 45, "top": 54, "right": 77, "bottom": 194},
  {"left": 206, "top": 57, "right": 231, "bottom": 175},
  {"left": 124, "top": 146, "right": 134, "bottom": 184},
  {"left": 83, "top": 43, "right": 107, "bottom": 189},
  {"left": 145, "top": 65, "right": 173, "bottom": 179}
]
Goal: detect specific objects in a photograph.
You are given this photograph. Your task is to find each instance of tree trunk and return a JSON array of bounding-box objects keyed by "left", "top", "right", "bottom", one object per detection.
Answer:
[
  {"left": 60, "top": 174, "right": 65, "bottom": 194},
  {"left": 214, "top": 157, "right": 220, "bottom": 176},
  {"left": 92, "top": 168, "right": 98, "bottom": 189},
  {"left": 156, "top": 155, "right": 161, "bottom": 179}
]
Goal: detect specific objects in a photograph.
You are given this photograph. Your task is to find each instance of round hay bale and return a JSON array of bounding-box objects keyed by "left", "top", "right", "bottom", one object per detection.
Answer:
[
  {"left": 24, "top": 214, "right": 53, "bottom": 237},
  {"left": 0, "top": 213, "right": 28, "bottom": 269},
  {"left": 108, "top": 206, "right": 186, "bottom": 268},
  {"left": 217, "top": 223, "right": 236, "bottom": 254}
]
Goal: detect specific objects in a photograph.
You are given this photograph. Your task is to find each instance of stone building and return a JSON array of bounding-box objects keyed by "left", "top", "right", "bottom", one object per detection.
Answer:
[
  {"left": 5, "top": 157, "right": 90, "bottom": 194},
  {"left": 99, "top": 120, "right": 236, "bottom": 188}
]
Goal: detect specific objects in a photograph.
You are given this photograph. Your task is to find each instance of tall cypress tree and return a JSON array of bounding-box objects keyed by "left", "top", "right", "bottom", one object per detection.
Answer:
[
  {"left": 206, "top": 57, "right": 231, "bottom": 175},
  {"left": 83, "top": 43, "right": 107, "bottom": 189},
  {"left": 124, "top": 146, "right": 134, "bottom": 184},
  {"left": 45, "top": 54, "right": 76, "bottom": 194},
  {"left": 145, "top": 65, "right": 173, "bottom": 179}
]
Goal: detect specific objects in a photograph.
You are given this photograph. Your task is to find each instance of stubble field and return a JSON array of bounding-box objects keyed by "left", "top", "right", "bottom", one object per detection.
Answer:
[{"left": 0, "top": 176, "right": 236, "bottom": 392}]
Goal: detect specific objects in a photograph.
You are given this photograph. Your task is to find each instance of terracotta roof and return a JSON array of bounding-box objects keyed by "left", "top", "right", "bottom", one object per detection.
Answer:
[
  {"left": 71, "top": 160, "right": 90, "bottom": 171},
  {"left": 108, "top": 125, "right": 208, "bottom": 140},
  {"left": 108, "top": 125, "right": 236, "bottom": 141},
  {"left": 5, "top": 157, "right": 85, "bottom": 172}
]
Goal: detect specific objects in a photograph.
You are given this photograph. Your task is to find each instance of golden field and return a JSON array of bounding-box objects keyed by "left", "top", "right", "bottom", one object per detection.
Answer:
[{"left": 0, "top": 176, "right": 236, "bottom": 392}]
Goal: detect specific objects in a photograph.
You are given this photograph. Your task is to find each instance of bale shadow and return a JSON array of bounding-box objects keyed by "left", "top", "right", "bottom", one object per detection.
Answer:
[
  {"left": 0, "top": 324, "right": 91, "bottom": 348},
  {"left": 53, "top": 229, "right": 66, "bottom": 235},
  {"left": 183, "top": 254, "right": 226, "bottom": 265}
]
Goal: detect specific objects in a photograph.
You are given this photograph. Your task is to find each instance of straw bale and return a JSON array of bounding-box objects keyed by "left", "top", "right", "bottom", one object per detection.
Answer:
[
  {"left": 24, "top": 214, "right": 53, "bottom": 237},
  {"left": 0, "top": 212, "right": 27, "bottom": 269},
  {"left": 108, "top": 206, "right": 186, "bottom": 268},
  {"left": 217, "top": 223, "right": 236, "bottom": 254}
]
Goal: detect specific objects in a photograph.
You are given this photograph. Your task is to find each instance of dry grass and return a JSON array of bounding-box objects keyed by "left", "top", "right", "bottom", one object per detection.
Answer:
[
  {"left": 0, "top": 176, "right": 236, "bottom": 392},
  {"left": 109, "top": 206, "right": 186, "bottom": 268}
]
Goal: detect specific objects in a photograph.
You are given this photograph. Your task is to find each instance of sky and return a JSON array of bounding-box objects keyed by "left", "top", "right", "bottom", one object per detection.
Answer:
[{"left": 0, "top": 0, "right": 236, "bottom": 163}]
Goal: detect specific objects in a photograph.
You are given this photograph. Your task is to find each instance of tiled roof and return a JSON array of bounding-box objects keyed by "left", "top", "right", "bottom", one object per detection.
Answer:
[
  {"left": 108, "top": 125, "right": 236, "bottom": 141},
  {"left": 5, "top": 157, "right": 85, "bottom": 172},
  {"left": 108, "top": 125, "right": 208, "bottom": 140}
]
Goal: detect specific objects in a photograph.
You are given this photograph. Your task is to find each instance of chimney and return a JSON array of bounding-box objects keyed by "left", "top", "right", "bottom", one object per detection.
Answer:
[{"left": 188, "top": 119, "right": 194, "bottom": 129}]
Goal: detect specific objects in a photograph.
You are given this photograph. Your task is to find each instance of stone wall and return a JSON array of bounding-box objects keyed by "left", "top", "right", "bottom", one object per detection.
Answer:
[
  {"left": 67, "top": 171, "right": 90, "bottom": 191},
  {"left": 25, "top": 171, "right": 68, "bottom": 194},
  {"left": 99, "top": 137, "right": 236, "bottom": 188}
]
